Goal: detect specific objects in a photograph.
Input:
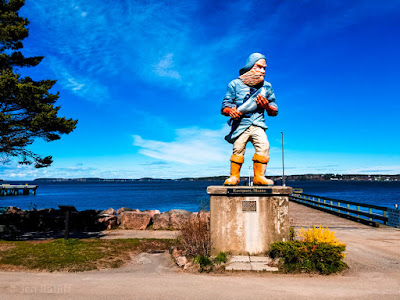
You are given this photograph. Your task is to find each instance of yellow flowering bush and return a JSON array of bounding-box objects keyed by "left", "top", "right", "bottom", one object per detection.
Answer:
[
  {"left": 269, "top": 226, "right": 347, "bottom": 274},
  {"left": 298, "top": 226, "right": 345, "bottom": 247}
]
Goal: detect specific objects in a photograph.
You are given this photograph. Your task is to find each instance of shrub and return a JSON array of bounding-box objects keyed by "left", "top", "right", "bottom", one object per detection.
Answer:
[
  {"left": 289, "top": 226, "right": 295, "bottom": 241},
  {"left": 176, "top": 213, "right": 210, "bottom": 258},
  {"left": 298, "top": 226, "right": 345, "bottom": 246},
  {"left": 214, "top": 252, "right": 227, "bottom": 264},
  {"left": 269, "top": 241, "right": 347, "bottom": 274},
  {"left": 193, "top": 255, "right": 213, "bottom": 272}
]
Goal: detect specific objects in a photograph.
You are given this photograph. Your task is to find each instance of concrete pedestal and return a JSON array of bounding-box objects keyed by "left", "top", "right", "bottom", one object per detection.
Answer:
[{"left": 207, "top": 186, "right": 292, "bottom": 256}]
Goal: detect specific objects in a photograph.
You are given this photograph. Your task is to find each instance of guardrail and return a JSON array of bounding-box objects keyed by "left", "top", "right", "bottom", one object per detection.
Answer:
[
  {"left": 289, "top": 192, "right": 390, "bottom": 227},
  {"left": 0, "top": 184, "right": 38, "bottom": 196}
]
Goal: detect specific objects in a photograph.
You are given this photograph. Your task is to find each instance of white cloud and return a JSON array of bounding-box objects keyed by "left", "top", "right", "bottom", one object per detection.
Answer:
[
  {"left": 46, "top": 57, "right": 109, "bottom": 102},
  {"left": 153, "top": 53, "right": 181, "bottom": 80},
  {"left": 22, "top": 0, "right": 400, "bottom": 101},
  {"left": 347, "top": 165, "right": 400, "bottom": 175},
  {"left": 133, "top": 126, "right": 230, "bottom": 165},
  {"left": 23, "top": 0, "right": 246, "bottom": 99}
]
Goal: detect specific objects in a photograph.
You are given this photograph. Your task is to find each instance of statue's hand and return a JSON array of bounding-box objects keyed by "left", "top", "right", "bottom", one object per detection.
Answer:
[
  {"left": 222, "top": 106, "right": 242, "bottom": 120},
  {"left": 256, "top": 94, "right": 269, "bottom": 109},
  {"left": 266, "top": 103, "right": 278, "bottom": 116}
]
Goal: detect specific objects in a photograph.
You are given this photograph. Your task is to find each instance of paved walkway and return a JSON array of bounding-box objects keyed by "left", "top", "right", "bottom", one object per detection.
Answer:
[
  {"left": 0, "top": 202, "right": 399, "bottom": 299},
  {"left": 100, "top": 229, "right": 179, "bottom": 240}
]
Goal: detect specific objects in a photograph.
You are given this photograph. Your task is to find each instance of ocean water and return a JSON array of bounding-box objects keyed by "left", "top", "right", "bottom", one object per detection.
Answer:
[{"left": 0, "top": 180, "right": 399, "bottom": 212}]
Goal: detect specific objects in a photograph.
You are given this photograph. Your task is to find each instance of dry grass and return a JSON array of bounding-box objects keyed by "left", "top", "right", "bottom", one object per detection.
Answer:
[{"left": 177, "top": 214, "right": 210, "bottom": 258}]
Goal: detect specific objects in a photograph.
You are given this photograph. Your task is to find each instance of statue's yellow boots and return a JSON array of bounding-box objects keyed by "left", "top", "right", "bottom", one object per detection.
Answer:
[
  {"left": 252, "top": 154, "right": 274, "bottom": 186},
  {"left": 224, "top": 155, "right": 244, "bottom": 186}
]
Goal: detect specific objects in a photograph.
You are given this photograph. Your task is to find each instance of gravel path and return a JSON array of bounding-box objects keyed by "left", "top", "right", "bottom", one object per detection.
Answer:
[{"left": 0, "top": 202, "right": 399, "bottom": 299}]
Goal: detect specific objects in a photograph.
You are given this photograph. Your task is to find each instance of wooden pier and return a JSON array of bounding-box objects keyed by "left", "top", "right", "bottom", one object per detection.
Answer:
[
  {"left": 0, "top": 184, "right": 38, "bottom": 196},
  {"left": 290, "top": 192, "right": 400, "bottom": 228}
]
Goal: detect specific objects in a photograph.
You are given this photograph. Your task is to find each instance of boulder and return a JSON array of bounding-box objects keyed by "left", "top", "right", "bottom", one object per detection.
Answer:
[
  {"left": 119, "top": 211, "right": 152, "bottom": 230},
  {"left": 171, "top": 248, "right": 183, "bottom": 258},
  {"left": 152, "top": 212, "right": 170, "bottom": 230},
  {"left": 190, "top": 210, "right": 210, "bottom": 224},
  {"left": 142, "top": 209, "right": 160, "bottom": 218},
  {"left": 175, "top": 255, "right": 188, "bottom": 267},
  {"left": 98, "top": 215, "right": 118, "bottom": 230},
  {"left": 99, "top": 208, "right": 116, "bottom": 216},
  {"left": 77, "top": 210, "right": 104, "bottom": 231},
  {"left": 152, "top": 210, "right": 192, "bottom": 230},
  {"left": 5, "top": 206, "right": 22, "bottom": 214},
  {"left": 116, "top": 207, "right": 139, "bottom": 215},
  {"left": 169, "top": 209, "right": 192, "bottom": 230}
]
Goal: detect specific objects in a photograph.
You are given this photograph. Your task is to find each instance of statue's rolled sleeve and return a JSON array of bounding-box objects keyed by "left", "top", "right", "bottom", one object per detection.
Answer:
[
  {"left": 266, "top": 86, "right": 278, "bottom": 114},
  {"left": 221, "top": 81, "right": 236, "bottom": 112}
]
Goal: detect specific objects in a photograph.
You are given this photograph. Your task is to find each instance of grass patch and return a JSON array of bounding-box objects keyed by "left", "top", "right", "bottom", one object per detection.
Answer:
[{"left": 0, "top": 238, "right": 172, "bottom": 272}]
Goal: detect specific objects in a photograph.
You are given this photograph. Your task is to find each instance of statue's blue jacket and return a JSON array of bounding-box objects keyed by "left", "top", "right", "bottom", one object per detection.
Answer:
[{"left": 221, "top": 79, "right": 278, "bottom": 143}]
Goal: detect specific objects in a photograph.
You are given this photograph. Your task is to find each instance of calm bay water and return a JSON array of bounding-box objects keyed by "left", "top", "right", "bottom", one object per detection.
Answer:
[{"left": 1, "top": 180, "right": 399, "bottom": 212}]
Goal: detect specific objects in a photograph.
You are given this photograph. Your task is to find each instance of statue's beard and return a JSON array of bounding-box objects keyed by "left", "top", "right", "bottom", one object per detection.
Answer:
[{"left": 239, "top": 69, "right": 264, "bottom": 87}]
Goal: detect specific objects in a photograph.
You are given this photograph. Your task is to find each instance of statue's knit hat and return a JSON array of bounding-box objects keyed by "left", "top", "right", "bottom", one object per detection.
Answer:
[{"left": 239, "top": 53, "right": 267, "bottom": 75}]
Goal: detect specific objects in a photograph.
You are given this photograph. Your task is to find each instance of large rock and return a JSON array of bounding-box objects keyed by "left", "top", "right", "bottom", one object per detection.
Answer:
[
  {"left": 98, "top": 215, "right": 118, "bottom": 230},
  {"left": 77, "top": 209, "right": 104, "bottom": 231},
  {"left": 5, "top": 206, "right": 21, "bottom": 214},
  {"left": 175, "top": 255, "right": 188, "bottom": 267},
  {"left": 153, "top": 213, "right": 170, "bottom": 230},
  {"left": 169, "top": 209, "right": 192, "bottom": 229},
  {"left": 142, "top": 209, "right": 160, "bottom": 218},
  {"left": 99, "top": 208, "right": 116, "bottom": 216},
  {"left": 119, "top": 211, "right": 152, "bottom": 230},
  {"left": 190, "top": 210, "right": 210, "bottom": 224},
  {"left": 152, "top": 209, "right": 192, "bottom": 230},
  {"left": 116, "top": 207, "right": 139, "bottom": 215}
]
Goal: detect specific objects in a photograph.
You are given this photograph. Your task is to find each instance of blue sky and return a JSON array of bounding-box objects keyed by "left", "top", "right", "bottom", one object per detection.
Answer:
[{"left": 1, "top": 0, "right": 400, "bottom": 179}]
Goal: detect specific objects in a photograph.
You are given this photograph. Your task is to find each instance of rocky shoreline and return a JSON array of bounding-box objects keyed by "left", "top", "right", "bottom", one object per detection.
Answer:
[{"left": 0, "top": 206, "right": 210, "bottom": 236}]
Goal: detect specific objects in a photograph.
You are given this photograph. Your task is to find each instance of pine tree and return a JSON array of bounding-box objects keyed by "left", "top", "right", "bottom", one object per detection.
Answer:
[{"left": 0, "top": 0, "right": 77, "bottom": 168}]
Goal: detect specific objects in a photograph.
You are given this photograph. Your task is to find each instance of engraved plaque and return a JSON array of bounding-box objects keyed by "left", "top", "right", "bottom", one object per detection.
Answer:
[
  {"left": 242, "top": 200, "right": 257, "bottom": 212},
  {"left": 227, "top": 188, "right": 272, "bottom": 194}
]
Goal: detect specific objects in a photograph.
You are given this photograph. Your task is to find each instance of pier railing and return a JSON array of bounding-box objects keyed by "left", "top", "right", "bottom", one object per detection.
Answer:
[
  {"left": 289, "top": 192, "right": 389, "bottom": 227},
  {"left": 0, "top": 184, "right": 38, "bottom": 196}
]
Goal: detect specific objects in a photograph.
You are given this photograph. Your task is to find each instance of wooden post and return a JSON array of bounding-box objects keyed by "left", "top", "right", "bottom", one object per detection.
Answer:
[
  {"left": 64, "top": 211, "right": 70, "bottom": 240},
  {"left": 58, "top": 205, "right": 77, "bottom": 240}
]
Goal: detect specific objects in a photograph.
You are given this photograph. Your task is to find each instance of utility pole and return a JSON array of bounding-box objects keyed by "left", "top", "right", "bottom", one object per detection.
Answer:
[
  {"left": 281, "top": 132, "right": 286, "bottom": 187},
  {"left": 249, "top": 166, "right": 251, "bottom": 186}
]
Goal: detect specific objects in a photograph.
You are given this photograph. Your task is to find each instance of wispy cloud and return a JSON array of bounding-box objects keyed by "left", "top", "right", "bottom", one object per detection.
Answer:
[
  {"left": 46, "top": 57, "right": 109, "bottom": 102},
  {"left": 349, "top": 166, "right": 400, "bottom": 175},
  {"left": 22, "top": 0, "right": 247, "bottom": 99},
  {"left": 133, "top": 126, "right": 231, "bottom": 165},
  {"left": 22, "top": 0, "right": 400, "bottom": 101},
  {"left": 0, "top": 161, "right": 101, "bottom": 180},
  {"left": 131, "top": 125, "right": 285, "bottom": 178}
]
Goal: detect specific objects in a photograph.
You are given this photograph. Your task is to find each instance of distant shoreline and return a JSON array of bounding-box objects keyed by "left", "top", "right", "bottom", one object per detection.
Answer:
[{"left": 1, "top": 174, "right": 399, "bottom": 182}]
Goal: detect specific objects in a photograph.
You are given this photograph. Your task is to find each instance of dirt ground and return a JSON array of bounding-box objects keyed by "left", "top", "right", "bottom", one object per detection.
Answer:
[{"left": 0, "top": 202, "right": 399, "bottom": 300}]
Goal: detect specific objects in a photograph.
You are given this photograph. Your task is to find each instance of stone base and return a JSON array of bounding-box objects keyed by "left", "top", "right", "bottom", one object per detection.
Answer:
[
  {"left": 225, "top": 256, "right": 279, "bottom": 272},
  {"left": 207, "top": 186, "right": 292, "bottom": 256}
]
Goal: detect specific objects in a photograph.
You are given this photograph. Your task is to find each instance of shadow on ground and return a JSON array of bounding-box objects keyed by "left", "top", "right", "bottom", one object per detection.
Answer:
[{"left": 0, "top": 230, "right": 106, "bottom": 241}]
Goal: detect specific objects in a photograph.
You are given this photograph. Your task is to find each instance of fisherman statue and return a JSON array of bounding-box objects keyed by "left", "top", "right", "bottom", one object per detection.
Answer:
[{"left": 221, "top": 53, "right": 278, "bottom": 186}]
